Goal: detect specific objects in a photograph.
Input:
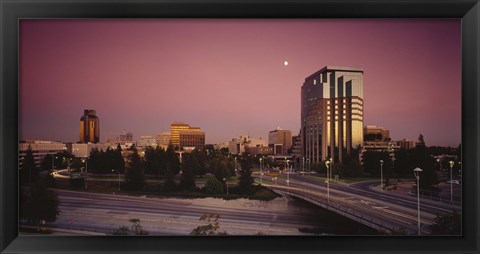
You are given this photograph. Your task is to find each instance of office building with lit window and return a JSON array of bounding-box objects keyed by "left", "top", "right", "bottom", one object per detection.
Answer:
[
  {"left": 170, "top": 122, "right": 204, "bottom": 150},
  {"left": 79, "top": 109, "right": 100, "bottom": 143},
  {"left": 179, "top": 131, "right": 205, "bottom": 150},
  {"left": 301, "top": 66, "right": 364, "bottom": 163}
]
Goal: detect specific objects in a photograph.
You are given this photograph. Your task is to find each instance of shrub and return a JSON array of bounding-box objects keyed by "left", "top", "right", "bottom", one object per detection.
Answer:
[{"left": 204, "top": 177, "right": 224, "bottom": 194}]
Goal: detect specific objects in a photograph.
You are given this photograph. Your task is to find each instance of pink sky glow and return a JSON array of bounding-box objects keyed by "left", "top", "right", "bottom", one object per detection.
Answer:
[{"left": 19, "top": 19, "right": 461, "bottom": 146}]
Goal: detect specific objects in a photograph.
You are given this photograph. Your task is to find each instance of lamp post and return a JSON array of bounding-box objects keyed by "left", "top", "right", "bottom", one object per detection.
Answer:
[
  {"left": 112, "top": 169, "right": 121, "bottom": 192},
  {"left": 82, "top": 158, "right": 88, "bottom": 190},
  {"left": 449, "top": 160, "right": 454, "bottom": 205},
  {"left": 329, "top": 158, "right": 333, "bottom": 182},
  {"left": 413, "top": 167, "right": 423, "bottom": 235},
  {"left": 223, "top": 178, "right": 229, "bottom": 195},
  {"left": 302, "top": 157, "right": 305, "bottom": 176},
  {"left": 325, "top": 160, "right": 330, "bottom": 204},
  {"left": 234, "top": 157, "right": 237, "bottom": 175},
  {"left": 380, "top": 160, "right": 384, "bottom": 191},
  {"left": 68, "top": 158, "right": 72, "bottom": 172},
  {"left": 307, "top": 159, "right": 310, "bottom": 176},
  {"left": 259, "top": 157, "right": 263, "bottom": 175},
  {"left": 286, "top": 160, "right": 290, "bottom": 187}
]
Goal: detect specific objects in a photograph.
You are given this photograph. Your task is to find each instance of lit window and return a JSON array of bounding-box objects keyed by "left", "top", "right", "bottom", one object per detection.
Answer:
[{"left": 313, "top": 79, "right": 317, "bottom": 85}]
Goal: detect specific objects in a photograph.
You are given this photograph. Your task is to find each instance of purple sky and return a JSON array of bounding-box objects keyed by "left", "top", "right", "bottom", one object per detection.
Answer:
[{"left": 19, "top": 19, "right": 461, "bottom": 147}]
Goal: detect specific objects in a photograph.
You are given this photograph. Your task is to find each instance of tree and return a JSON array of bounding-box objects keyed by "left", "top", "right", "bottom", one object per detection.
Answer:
[
  {"left": 429, "top": 210, "right": 461, "bottom": 235},
  {"left": 393, "top": 148, "right": 411, "bottom": 177},
  {"left": 113, "top": 144, "right": 125, "bottom": 173},
  {"left": 183, "top": 151, "right": 201, "bottom": 176},
  {"left": 20, "top": 146, "right": 40, "bottom": 186},
  {"left": 362, "top": 151, "right": 392, "bottom": 177},
  {"left": 144, "top": 147, "right": 160, "bottom": 175},
  {"left": 20, "top": 182, "right": 59, "bottom": 230},
  {"left": 418, "top": 134, "right": 425, "bottom": 146},
  {"left": 110, "top": 218, "right": 149, "bottom": 235},
  {"left": 179, "top": 166, "right": 196, "bottom": 192},
  {"left": 162, "top": 162, "right": 176, "bottom": 192},
  {"left": 238, "top": 151, "right": 254, "bottom": 194},
  {"left": 411, "top": 135, "right": 438, "bottom": 191},
  {"left": 166, "top": 145, "right": 181, "bottom": 175},
  {"left": 190, "top": 214, "right": 227, "bottom": 236},
  {"left": 204, "top": 177, "right": 224, "bottom": 194},
  {"left": 311, "top": 162, "right": 326, "bottom": 175},
  {"left": 125, "top": 147, "right": 145, "bottom": 191},
  {"left": 343, "top": 156, "right": 363, "bottom": 177},
  {"left": 155, "top": 146, "right": 167, "bottom": 176},
  {"left": 40, "top": 154, "right": 53, "bottom": 172}
]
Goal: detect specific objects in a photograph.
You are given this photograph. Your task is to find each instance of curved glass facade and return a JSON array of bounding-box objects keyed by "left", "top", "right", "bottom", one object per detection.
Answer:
[{"left": 301, "top": 66, "right": 364, "bottom": 163}]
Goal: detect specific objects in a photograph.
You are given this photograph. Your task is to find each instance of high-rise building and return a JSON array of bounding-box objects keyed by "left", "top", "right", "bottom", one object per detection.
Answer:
[
  {"left": 268, "top": 128, "right": 292, "bottom": 155},
  {"left": 170, "top": 122, "right": 204, "bottom": 150},
  {"left": 301, "top": 66, "right": 364, "bottom": 163},
  {"left": 79, "top": 109, "right": 99, "bottom": 143}
]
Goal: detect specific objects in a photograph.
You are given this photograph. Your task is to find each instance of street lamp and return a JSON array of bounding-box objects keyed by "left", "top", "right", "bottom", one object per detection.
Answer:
[
  {"left": 286, "top": 160, "right": 290, "bottom": 187},
  {"left": 380, "top": 160, "right": 384, "bottom": 191},
  {"left": 325, "top": 160, "right": 330, "bottom": 204},
  {"left": 223, "top": 178, "right": 229, "bottom": 195},
  {"left": 329, "top": 158, "right": 333, "bottom": 182},
  {"left": 82, "top": 158, "right": 88, "bottom": 190},
  {"left": 306, "top": 159, "right": 310, "bottom": 176},
  {"left": 413, "top": 167, "right": 423, "bottom": 235},
  {"left": 449, "top": 160, "right": 454, "bottom": 205},
  {"left": 112, "top": 169, "right": 121, "bottom": 192},
  {"left": 302, "top": 157, "right": 305, "bottom": 176},
  {"left": 259, "top": 158, "right": 263, "bottom": 175},
  {"left": 234, "top": 157, "right": 237, "bottom": 175}
]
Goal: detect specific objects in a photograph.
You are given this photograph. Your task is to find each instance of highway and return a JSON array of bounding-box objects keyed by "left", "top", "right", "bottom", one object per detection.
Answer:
[
  {"left": 51, "top": 189, "right": 335, "bottom": 236},
  {"left": 50, "top": 169, "right": 460, "bottom": 235},
  {"left": 253, "top": 172, "right": 461, "bottom": 234}
]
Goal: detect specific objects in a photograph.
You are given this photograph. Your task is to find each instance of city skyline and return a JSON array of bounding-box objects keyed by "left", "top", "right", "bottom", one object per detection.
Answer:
[{"left": 20, "top": 19, "right": 461, "bottom": 146}]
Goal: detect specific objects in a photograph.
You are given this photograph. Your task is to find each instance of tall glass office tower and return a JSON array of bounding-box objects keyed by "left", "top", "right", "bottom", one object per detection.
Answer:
[
  {"left": 301, "top": 66, "right": 364, "bottom": 163},
  {"left": 79, "top": 109, "right": 100, "bottom": 143}
]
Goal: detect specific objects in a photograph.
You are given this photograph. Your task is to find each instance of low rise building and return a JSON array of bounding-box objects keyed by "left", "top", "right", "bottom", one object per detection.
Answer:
[
  {"left": 268, "top": 128, "right": 292, "bottom": 155},
  {"left": 228, "top": 135, "right": 268, "bottom": 155},
  {"left": 138, "top": 135, "right": 157, "bottom": 148},
  {"left": 69, "top": 143, "right": 114, "bottom": 158},
  {"left": 19, "top": 140, "right": 68, "bottom": 167}
]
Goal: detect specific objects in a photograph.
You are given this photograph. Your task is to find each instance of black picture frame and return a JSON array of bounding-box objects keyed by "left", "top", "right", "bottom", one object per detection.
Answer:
[{"left": 1, "top": 0, "right": 479, "bottom": 253}]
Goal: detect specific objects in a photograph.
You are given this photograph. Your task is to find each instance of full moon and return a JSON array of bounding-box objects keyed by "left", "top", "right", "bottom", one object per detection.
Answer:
[{"left": 284, "top": 61, "right": 288, "bottom": 66}]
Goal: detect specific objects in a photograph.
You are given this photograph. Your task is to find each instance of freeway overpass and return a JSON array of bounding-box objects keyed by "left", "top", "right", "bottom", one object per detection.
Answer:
[{"left": 254, "top": 172, "right": 461, "bottom": 235}]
